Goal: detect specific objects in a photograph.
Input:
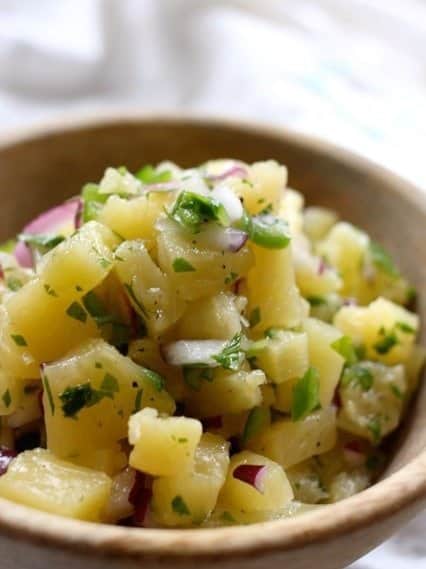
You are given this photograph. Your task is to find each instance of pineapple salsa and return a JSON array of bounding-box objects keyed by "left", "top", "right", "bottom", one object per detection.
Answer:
[{"left": 0, "top": 159, "right": 423, "bottom": 527}]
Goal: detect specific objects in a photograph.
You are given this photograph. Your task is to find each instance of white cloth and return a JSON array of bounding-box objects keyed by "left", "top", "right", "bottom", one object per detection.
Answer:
[{"left": 0, "top": 1, "right": 425, "bottom": 567}]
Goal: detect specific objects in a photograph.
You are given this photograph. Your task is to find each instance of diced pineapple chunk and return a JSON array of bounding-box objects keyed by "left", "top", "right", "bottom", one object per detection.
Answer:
[
  {"left": 317, "top": 222, "right": 369, "bottom": 299},
  {"left": 184, "top": 368, "right": 266, "bottom": 417},
  {"left": 337, "top": 361, "right": 407, "bottom": 443},
  {"left": 303, "top": 318, "right": 345, "bottom": 407},
  {"left": 218, "top": 451, "right": 293, "bottom": 512},
  {"left": 328, "top": 470, "right": 370, "bottom": 503},
  {"left": 43, "top": 339, "right": 175, "bottom": 470},
  {"left": 129, "top": 407, "right": 202, "bottom": 477},
  {"left": 293, "top": 245, "right": 342, "bottom": 298},
  {"left": 247, "top": 244, "right": 302, "bottom": 334},
  {"left": 287, "top": 460, "right": 329, "bottom": 504},
  {"left": 157, "top": 219, "right": 253, "bottom": 301},
  {"left": 334, "top": 297, "right": 419, "bottom": 365},
  {"left": 278, "top": 188, "right": 304, "bottom": 236},
  {"left": 0, "top": 449, "right": 111, "bottom": 521},
  {"left": 234, "top": 161, "right": 286, "bottom": 215},
  {"left": 404, "top": 345, "right": 426, "bottom": 395},
  {"left": 152, "top": 433, "right": 229, "bottom": 527},
  {"left": 303, "top": 206, "right": 338, "bottom": 242},
  {"left": 98, "top": 193, "right": 171, "bottom": 246},
  {"left": 0, "top": 281, "right": 100, "bottom": 377},
  {"left": 249, "top": 408, "right": 337, "bottom": 468},
  {"left": 255, "top": 331, "right": 309, "bottom": 384},
  {"left": 38, "top": 221, "right": 116, "bottom": 296},
  {"left": 114, "top": 240, "right": 184, "bottom": 337},
  {"left": 175, "top": 292, "right": 242, "bottom": 340}
]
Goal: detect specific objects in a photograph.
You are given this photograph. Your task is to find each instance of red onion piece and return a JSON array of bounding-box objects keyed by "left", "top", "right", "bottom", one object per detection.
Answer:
[
  {"left": 202, "top": 416, "right": 223, "bottom": 430},
  {"left": 343, "top": 297, "right": 358, "bottom": 307},
  {"left": 233, "top": 464, "right": 267, "bottom": 494},
  {"left": 14, "top": 198, "right": 81, "bottom": 267},
  {"left": 0, "top": 264, "right": 4, "bottom": 280},
  {"left": 0, "top": 447, "right": 17, "bottom": 476},
  {"left": 343, "top": 444, "right": 366, "bottom": 467},
  {"left": 129, "top": 471, "right": 153, "bottom": 527},
  {"left": 206, "top": 165, "right": 248, "bottom": 182},
  {"left": 163, "top": 339, "right": 226, "bottom": 367},
  {"left": 332, "top": 389, "right": 342, "bottom": 409}
]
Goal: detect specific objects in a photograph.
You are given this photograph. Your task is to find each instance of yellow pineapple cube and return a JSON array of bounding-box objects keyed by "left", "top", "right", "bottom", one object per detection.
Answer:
[
  {"left": 234, "top": 161, "right": 287, "bottom": 215},
  {"left": 152, "top": 433, "right": 229, "bottom": 527},
  {"left": 42, "top": 339, "right": 175, "bottom": 471},
  {"left": 255, "top": 331, "right": 309, "bottom": 384},
  {"left": 0, "top": 449, "right": 112, "bottom": 522},
  {"left": 218, "top": 450, "right": 293, "bottom": 512},
  {"left": 129, "top": 407, "right": 202, "bottom": 477},
  {"left": 249, "top": 407, "right": 337, "bottom": 468}
]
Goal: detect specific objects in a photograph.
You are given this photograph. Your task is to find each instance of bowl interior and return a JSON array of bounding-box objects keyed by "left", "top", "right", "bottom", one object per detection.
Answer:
[{"left": 0, "top": 115, "right": 424, "bottom": 477}]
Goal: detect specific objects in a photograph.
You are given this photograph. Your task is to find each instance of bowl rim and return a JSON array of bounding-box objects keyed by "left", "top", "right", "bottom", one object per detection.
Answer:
[{"left": 0, "top": 110, "right": 425, "bottom": 561}]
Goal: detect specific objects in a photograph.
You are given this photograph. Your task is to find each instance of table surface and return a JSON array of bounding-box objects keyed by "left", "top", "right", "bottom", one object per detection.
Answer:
[{"left": 0, "top": 1, "right": 425, "bottom": 567}]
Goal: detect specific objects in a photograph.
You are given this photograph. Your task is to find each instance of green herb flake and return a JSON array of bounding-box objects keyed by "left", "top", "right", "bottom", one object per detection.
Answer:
[
  {"left": 395, "top": 321, "right": 416, "bottom": 335},
  {"left": 367, "top": 417, "right": 382, "bottom": 444},
  {"left": 373, "top": 328, "right": 398, "bottom": 355},
  {"left": 172, "top": 257, "right": 196, "bottom": 273},
  {"left": 264, "top": 327, "right": 281, "bottom": 339},
  {"left": 307, "top": 295, "right": 327, "bottom": 307},
  {"left": 390, "top": 384, "right": 404, "bottom": 400},
  {"left": 183, "top": 367, "right": 214, "bottom": 391},
  {"left": 220, "top": 511, "right": 236, "bottom": 524},
  {"left": 369, "top": 241, "right": 399, "bottom": 278},
  {"left": 291, "top": 367, "right": 320, "bottom": 422},
  {"left": 6, "top": 277, "right": 23, "bottom": 291},
  {"left": 66, "top": 301, "right": 87, "bottom": 323},
  {"left": 10, "top": 334, "right": 27, "bottom": 347},
  {"left": 242, "top": 407, "right": 270, "bottom": 443},
  {"left": 135, "top": 165, "right": 172, "bottom": 184},
  {"left": 132, "top": 388, "right": 144, "bottom": 414},
  {"left": 42, "top": 373, "right": 55, "bottom": 415},
  {"left": 81, "top": 183, "right": 109, "bottom": 223},
  {"left": 141, "top": 368, "right": 165, "bottom": 392},
  {"left": 95, "top": 362, "right": 103, "bottom": 369},
  {"left": 224, "top": 271, "right": 238, "bottom": 285},
  {"left": 2, "top": 389, "right": 11, "bottom": 408},
  {"left": 341, "top": 364, "right": 374, "bottom": 391},
  {"left": 43, "top": 283, "right": 58, "bottom": 297},
  {"left": 178, "top": 438, "right": 188, "bottom": 443},
  {"left": 331, "top": 336, "right": 358, "bottom": 365},
  {"left": 171, "top": 495, "right": 190, "bottom": 516},
  {"left": 212, "top": 333, "right": 245, "bottom": 371},
  {"left": 169, "top": 191, "right": 229, "bottom": 233},
  {"left": 18, "top": 233, "right": 65, "bottom": 254},
  {"left": 59, "top": 383, "right": 107, "bottom": 418},
  {"left": 0, "top": 239, "right": 16, "bottom": 253},
  {"left": 100, "top": 373, "right": 119, "bottom": 394},
  {"left": 249, "top": 307, "right": 261, "bottom": 327}
]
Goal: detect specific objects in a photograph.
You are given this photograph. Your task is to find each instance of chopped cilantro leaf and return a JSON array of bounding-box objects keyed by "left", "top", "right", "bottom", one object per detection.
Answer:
[
  {"left": 395, "top": 321, "right": 415, "bottom": 334},
  {"left": 341, "top": 364, "right": 374, "bottom": 391},
  {"left": 221, "top": 511, "right": 236, "bottom": 524},
  {"left": 0, "top": 239, "right": 16, "bottom": 253},
  {"left": 100, "top": 373, "right": 119, "bottom": 394},
  {"left": 2, "top": 389, "right": 11, "bottom": 408},
  {"left": 172, "top": 257, "right": 196, "bottom": 273},
  {"left": 59, "top": 383, "right": 109, "bottom": 418},
  {"left": 66, "top": 301, "right": 87, "bottom": 323},
  {"left": 183, "top": 367, "right": 214, "bottom": 390},
  {"left": 132, "top": 388, "right": 144, "bottom": 414},
  {"left": 6, "top": 277, "right": 23, "bottom": 291},
  {"left": 369, "top": 241, "right": 399, "bottom": 278},
  {"left": 390, "top": 384, "right": 404, "bottom": 400},
  {"left": 249, "top": 307, "right": 261, "bottom": 327},
  {"left": 374, "top": 328, "right": 398, "bottom": 354},
  {"left": 307, "top": 295, "right": 327, "bottom": 307},
  {"left": 331, "top": 336, "right": 358, "bottom": 365},
  {"left": 171, "top": 495, "right": 190, "bottom": 516},
  {"left": 10, "top": 334, "right": 27, "bottom": 347},
  {"left": 43, "top": 283, "right": 58, "bottom": 297},
  {"left": 264, "top": 327, "right": 281, "bottom": 339},
  {"left": 224, "top": 271, "right": 238, "bottom": 285},
  {"left": 135, "top": 165, "right": 172, "bottom": 184},
  {"left": 212, "top": 333, "right": 245, "bottom": 371},
  {"left": 291, "top": 367, "right": 320, "bottom": 421},
  {"left": 142, "top": 368, "right": 165, "bottom": 392},
  {"left": 367, "top": 417, "right": 382, "bottom": 444},
  {"left": 169, "top": 191, "right": 229, "bottom": 233}
]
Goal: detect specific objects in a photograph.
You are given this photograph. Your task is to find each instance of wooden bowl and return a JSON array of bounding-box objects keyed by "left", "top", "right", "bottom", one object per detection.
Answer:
[{"left": 0, "top": 113, "right": 424, "bottom": 569}]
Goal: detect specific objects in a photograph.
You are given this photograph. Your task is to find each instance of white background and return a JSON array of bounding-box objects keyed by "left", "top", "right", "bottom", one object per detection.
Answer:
[{"left": 0, "top": 1, "right": 425, "bottom": 567}]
